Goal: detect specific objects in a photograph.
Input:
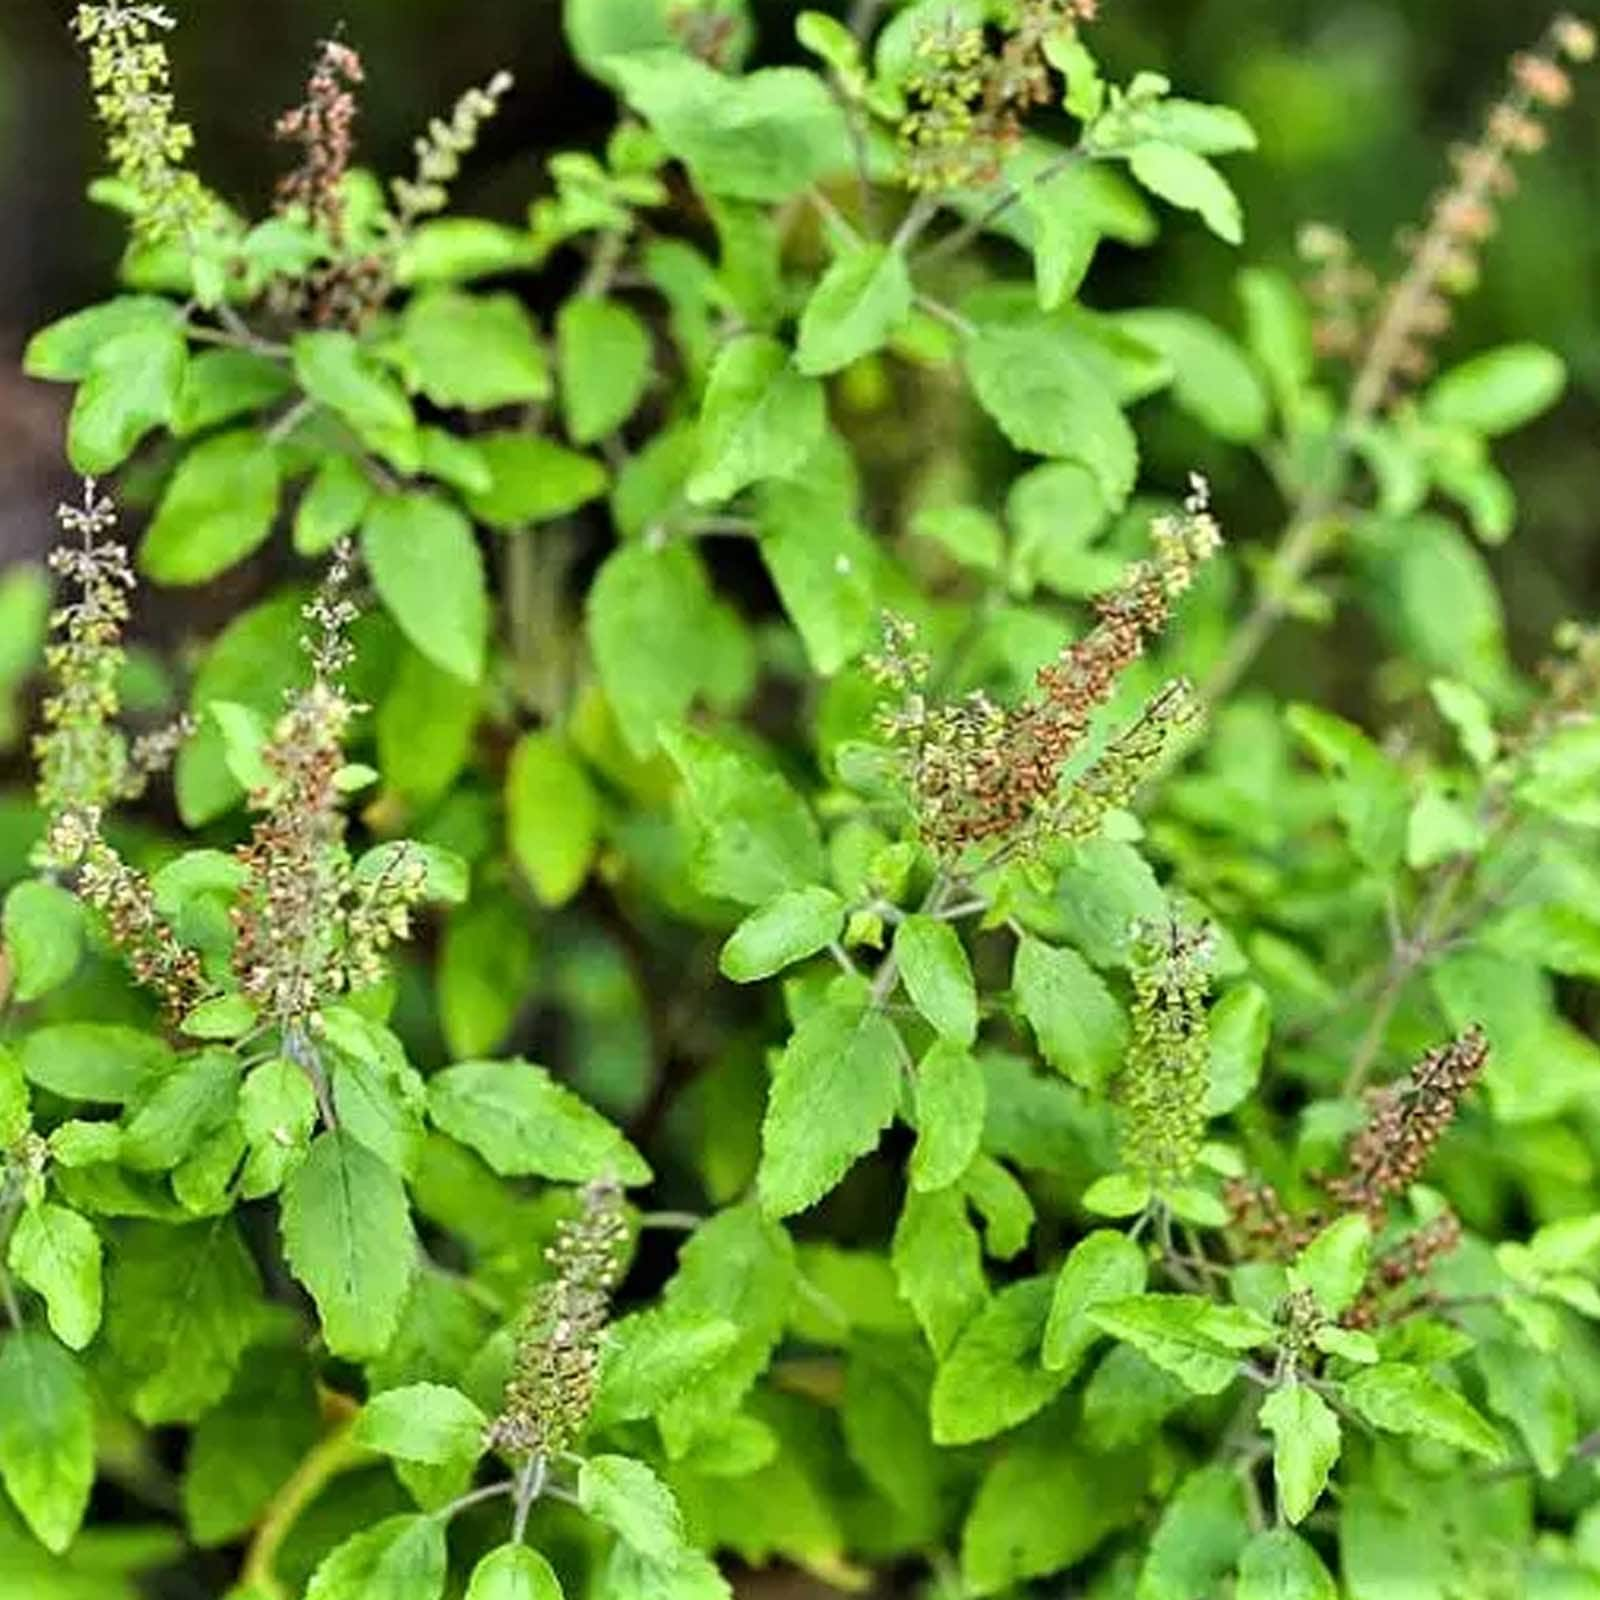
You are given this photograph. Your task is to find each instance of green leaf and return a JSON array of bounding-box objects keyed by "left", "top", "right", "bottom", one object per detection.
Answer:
[
  {"left": 910, "top": 1040, "right": 985, "bottom": 1193},
  {"left": 1013, "top": 937, "right": 1127, "bottom": 1090},
  {"left": 397, "top": 219, "right": 542, "bottom": 285},
  {"left": 0, "top": 1332, "right": 94, "bottom": 1553},
  {"left": 427, "top": 1059, "right": 651, "bottom": 1184},
  {"left": 932, "top": 1276, "right": 1063, "bottom": 1444},
  {"left": 966, "top": 315, "right": 1137, "bottom": 509},
  {"left": 119, "top": 1049, "right": 238, "bottom": 1173},
  {"left": 305, "top": 1514, "right": 447, "bottom": 1600},
  {"left": 1128, "top": 142, "right": 1243, "bottom": 244},
  {"left": 961, "top": 1426, "right": 1146, "bottom": 1596},
  {"left": 1285, "top": 704, "right": 1409, "bottom": 871},
  {"left": 610, "top": 53, "right": 847, "bottom": 204},
  {"left": 1237, "top": 267, "right": 1312, "bottom": 411},
  {"left": 593, "top": 1309, "right": 741, "bottom": 1430},
  {"left": 759, "top": 1001, "right": 901, "bottom": 1217},
  {"left": 1294, "top": 1215, "right": 1370, "bottom": 1318},
  {"left": 0, "top": 1046, "right": 27, "bottom": 1148},
  {"left": 377, "top": 644, "right": 478, "bottom": 809},
  {"left": 1022, "top": 163, "right": 1108, "bottom": 311},
  {"left": 688, "top": 334, "right": 826, "bottom": 505},
  {"left": 106, "top": 1218, "right": 264, "bottom": 1423},
  {"left": 1260, "top": 1383, "right": 1340, "bottom": 1525},
  {"left": 293, "top": 331, "right": 418, "bottom": 471},
  {"left": 588, "top": 543, "right": 722, "bottom": 754},
  {"left": 910, "top": 504, "right": 1004, "bottom": 572},
  {"left": 180, "top": 994, "right": 255, "bottom": 1043},
  {"left": 964, "top": 1156, "right": 1034, "bottom": 1260},
  {"left": 295, "top": 454, "right": 375, "bottom": 556},
  {"left": 579, "top": 1455, "right": 685, "bottom": 1560},
  {"left": 1424, "top": 344, "right": 1566, "bottom": 437},
  {"left": 894, "top": 916, "right": 976, "bottom": 1044},
  {"left": 238, "top": 1058, "right": 317, "bottom": 1200},
  {"left": 353, "top": 1382, "right": 488, "bottom": 1465},
  {"left": 1042, "top": 1230, "right": 1146, "bottom": 1376},
  {"left": 1353, "top": 513, "right": 1507, "bottom": 692},
  {"left": 396, "top": 289, "right": 551, "bottom": 411},
  {"left": 656, "top": 1203, "right": 796, "bottom": 1452},
  {"left": 720, "top": 887, "right": 844, "bottom": 982},
  {"left": 21, "top": 1024, "right": 170, "bottom": 1105},
  {"left": 1235, "top": 1529, "right": 1337, "bottom": 1600},
  {"left": 756, "top": 472, "right": 877, "bottom": 675},
  {"left": 507, "top": 731, "right": 599, "bottom": 908},
  {"left": 1082, "top": 1172, "right": 1152, "bottom": 1217},
  {"left": 281, "top": 1130, "right": 418, "bottom": 1360},
  {"left": 362, "top": 493, "right": 488, "bottom": 684},
  {"left": 1430, "top": 679, "right": 1497, "bottom": 769},
  {"left": 1342, "top": 1363, "right": 1504, "bottom": 1461},
  {"left": 465, "top": 433, "right": 609, "bottom": 530},
  {"left": 438, "top": 892, "right": 540, "bottom": 1062},
  {"left": 1206, "top": 983, "right": 1269, "bottom": 1114},
  {"left": 172, "top": 348, "right": 293, "bottom": 437},
  {"left": 8, "top": 1204, "right": 103, "bottom": 1351},
  {"left": 1139, "top": 1464, "right": 1251, "bottom": 1600},
  {"left": 67, "top": 323, "right": 186, "bottom": 474},
  {"left": 2, "top": 881, "right": 84, "bottom": 1003},
  {"left": 795, "top": 245, "right": 913, "bottom": 375},
  {"left": 1116, "top": 308, "right": 1268, "bottom": 441},
  {"left": 182, "top": 1345, "right": 320, "bottom": 1547},
  {"left": 1476, "top": 1341, "right": 1575, "bottom": 1480},
  {"left": 176, "top": 590, "right": 309, "bottom": 824},
  {"left": 1087, "top": 1294, "right": 1250, "bottom": 1395},
  {"left": 558, "top": 298, "right": 653, "bottom": 443},
  {"left": 25, "top": 295, "right": 179, "bottom": 381},
  {"left": 466, "top": 1546, "right": 565, "bottom": 1600},
  {"left": 662, "top": 726, "right": 824, "bottom": 905},
  {"left": 892, "top": 1186, "right": 986, "bottom": 1358}
]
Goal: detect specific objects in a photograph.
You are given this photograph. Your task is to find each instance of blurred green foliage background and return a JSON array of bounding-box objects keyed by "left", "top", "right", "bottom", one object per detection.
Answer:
[{"left": 0, "top": 0, "right": 1596, "bottom": 682}]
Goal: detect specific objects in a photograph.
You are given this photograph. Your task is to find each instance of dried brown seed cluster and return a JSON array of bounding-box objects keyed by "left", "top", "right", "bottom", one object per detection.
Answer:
[
  {"left": 1225, "top": 1177, "right": 1317, "bottom": 1262},
  {"left": 230, "top": 542, "right": 426, "bottom": 1031},
  {"left": 1345, "top": 1208, "right": 1463, "bottom": 1329},
  {"left": 1227, "top": 1029, "right": 1487, "bottom": 1328},
  {"left": 271, "top": 39, "right": 387, "bottom": 328},
  {"left": 275, "top": 39, "right": 363, "bottom": 247},
  {"left": 71, "top": 816, "right": 206, "bottom": 1017},
  {"left": 872, "top": 481, "right": 1220, "bottom": 855},
  {"left": 488, "top": 1180, "right": 628, "bottom": 1461},
  {"left": 1321, "top": 16, "right": 1593, "bottom": 406},
  {"left": 899, "top": 1, "right": 1100, "bottom": 191},
  {"left": 1325, "top": 1025, "right": 1489, "bottom": 1220}
]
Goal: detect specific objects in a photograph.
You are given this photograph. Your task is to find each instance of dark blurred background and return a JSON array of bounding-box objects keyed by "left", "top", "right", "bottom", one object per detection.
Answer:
[{"left": 2, "top": 0, "right": 1597, "bottom": 668}]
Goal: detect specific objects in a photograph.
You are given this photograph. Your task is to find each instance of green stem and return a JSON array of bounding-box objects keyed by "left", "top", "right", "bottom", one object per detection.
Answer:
[{"left": 240, "top": 1410, "right": 365, "bottom": 1600}]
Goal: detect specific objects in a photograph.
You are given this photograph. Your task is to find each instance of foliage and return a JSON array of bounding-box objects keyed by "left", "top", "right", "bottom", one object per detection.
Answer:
[{"left": 0, "top": 3, "right": 1598, "bottom": 1597}]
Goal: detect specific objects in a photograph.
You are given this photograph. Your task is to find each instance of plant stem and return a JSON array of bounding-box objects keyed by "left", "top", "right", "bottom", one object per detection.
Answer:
[
  {"left": 637, "top": 1210, "right": 703, "bottom": 1232},
  {"left": 0, "top": 1181, "right": 24, "bottom": 1331},
  {"left": 240, "top": 1408, "right": 364, "bottom": 1600},
  {"left": 1342, "top": 849, "right": 1475, "bottom": 1096},
  {"left": 510, "top": 1453, "right": 547, "bottom": 1544},
  {"left": 915, "top": 148, "right": 1087, "bottom": 269},
  {"left": 436, "top": 1480, "right": 515, "bottom": 1521},
  {"left": 1204, "top": 65, "right": 1541, "bottom": 706},
  {"left": 848, "top": 0, "right": 886, "bottom": 40}
]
